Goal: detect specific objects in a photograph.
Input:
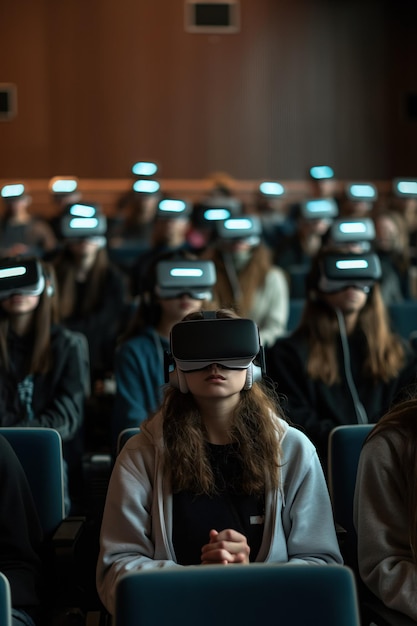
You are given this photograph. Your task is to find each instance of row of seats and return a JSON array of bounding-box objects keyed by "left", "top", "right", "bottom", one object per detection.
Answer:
[{"left": 2, "top": 424, "right": 414, "bottom": 626}]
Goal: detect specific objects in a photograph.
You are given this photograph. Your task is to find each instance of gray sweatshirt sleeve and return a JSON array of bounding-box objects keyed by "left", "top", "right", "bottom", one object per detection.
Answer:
[
  {"left": 353, "top": 434, "right": 417, "bottom": 621},
  {"left": 96, "top": 436, "right": 179, "bottom": 615}
]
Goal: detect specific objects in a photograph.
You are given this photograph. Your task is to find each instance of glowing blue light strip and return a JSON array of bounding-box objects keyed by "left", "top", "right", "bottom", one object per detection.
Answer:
[
  {"left": 159, "top": 199, "right": 186, "bottom": 213},
  {"left": 225, "top": 218, "right": 252, "bottom": 230},
  {"left": 259, "top": 181, "right": 284, "bottom": 196},
  {"left": 69, "top": 204, "right": 96, "bottom": 218},
  {"left": 133, "top": 180, "right": 160, "bottom": 193},
  {"left": 204, "top": 209, "right": 230, "bottom": 221},
  {"left": 349, "top": 185, "right": 376, "bottom": 198},
  {"left": 310, "top": 166, "right": 334, "bottom": 179},
  {"left": 0, "top": 266, "right": 27, "bottom": 278},
  {"left": 1, "top": 184, "right": 25, "bottom": 198},
  {"left": 69, "top": 217, "right": 98, "bottom": 229},
  {"left": 397, "top": 181, "right": 417, "bottom": 195},
  {"left": 306, "top": 199, "right": 334, "bottom": 212},
  {"left": 52, "top": 180, "right": 78, "bottom": 193},
  {"left": 336, "top": 260, "right": 369, "bottom": 270},
  {"left": 170, "top": 269, "right": 203, "bottom": 277},
  {"left": 339, "top": 223, "right": 367, "bottom": 234},
  {"left": 132, "top": 162, "right": 158, "bottom": 176}
]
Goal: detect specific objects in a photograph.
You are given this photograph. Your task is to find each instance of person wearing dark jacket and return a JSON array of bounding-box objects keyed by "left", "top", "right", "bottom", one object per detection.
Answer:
[
  {"left": 266, "top": 247, "right": 417, "bottom": 465},
  {"left": 0, "top": 433, "right": 43, "bottom": 626},
  {"left": 0, "top": 257, "right": 85, "bottom": 510}
]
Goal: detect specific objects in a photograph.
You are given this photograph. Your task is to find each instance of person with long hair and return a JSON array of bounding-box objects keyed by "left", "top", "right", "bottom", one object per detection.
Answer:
[
  {"left": 265, "top": 247, "right": 417, "bottom": 464},
  {"left": 111, "top": 250, "right": 212, "bottom": 451},
  {"left": 52, "top": 228, "right": 129, "bottom": 387},
  {"left": 353, "top": 394, "right": 417, "bottom": 622},
  {"left": 0, "top": 256, "right": 85, "bottom": 510},
  {"left": 97, "top": 309, "right": 342, "bottom": 617},
  {"left": 204, "top": 216, "right": 289, "bottom": 346}
]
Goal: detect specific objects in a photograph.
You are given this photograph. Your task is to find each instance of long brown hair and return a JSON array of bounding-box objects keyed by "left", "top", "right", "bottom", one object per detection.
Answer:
[
  {"left": 146, "top": 308, "right": 286, "bottom": 495},
  {"left": 208, "top": 244, "right": 274, "bottom": 316},
  {"left": 365, "top": 393, "right": 417, "bottom": 561},
  {"left": 0, "top": 260, "right": 56, "bottom": 375},
  {"left": 53, "top": 246, "right": 110, "bottom": 318},
  {"left": 299, "top": 251, "right": 406, "bottom": 385}
]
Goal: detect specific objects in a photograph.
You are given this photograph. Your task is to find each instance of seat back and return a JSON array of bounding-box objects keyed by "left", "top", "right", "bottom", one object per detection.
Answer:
[
  {"left": 0, "top": 572, "right": 12, "bottom": 626},
  {"left": 115, "top": 563, "right": 361, "bottom": 626},
  {"left": 116, "top": 427, "right": 140, "bottom": 455},
  {"left": 0, "top": 428, "right": 65, "bottom": 537},
  {"left": 328, "top": 424, "right": 374, "bottom": 568}
]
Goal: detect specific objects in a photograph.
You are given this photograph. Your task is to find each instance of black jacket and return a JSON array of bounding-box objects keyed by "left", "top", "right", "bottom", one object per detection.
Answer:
[
  {"left": 266, "top": 328, "right": 417, "bottom": 462},
  {"left": 0, "top": 324, "right": 85, "bottom": 442}
]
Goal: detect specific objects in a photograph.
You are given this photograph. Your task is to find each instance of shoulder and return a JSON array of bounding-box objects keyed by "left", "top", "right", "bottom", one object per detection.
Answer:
[{"left": 280, "top": 420, "right": 316, "bottom": 456}]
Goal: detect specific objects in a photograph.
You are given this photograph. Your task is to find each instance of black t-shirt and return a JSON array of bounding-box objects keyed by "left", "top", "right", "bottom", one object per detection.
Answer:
[{"left": 172, "top": 442, "right": 265, "bottom": 565}]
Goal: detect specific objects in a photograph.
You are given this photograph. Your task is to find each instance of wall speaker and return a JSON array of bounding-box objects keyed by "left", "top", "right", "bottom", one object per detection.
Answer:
[{"left": 185, "top": 1, "right": 240, "bottom": 34}]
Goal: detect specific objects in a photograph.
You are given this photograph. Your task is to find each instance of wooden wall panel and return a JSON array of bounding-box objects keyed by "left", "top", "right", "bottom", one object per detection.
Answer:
[{"left": 0, "top": 0, "right": 416, "bottom": 181}]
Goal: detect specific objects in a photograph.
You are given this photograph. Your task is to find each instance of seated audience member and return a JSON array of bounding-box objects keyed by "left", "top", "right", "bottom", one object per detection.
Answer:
[
  {"left": 373, "top": 208, "right": 412, "bottom": 302},
  {"left": 0, "top": 433, "right": 44, "bottom": 626},
  {"left": 111, "top": 252, "right": 215, "bottom": 451},
  {"left": 0, "top": 183, "right": 56, "bottom": 258},
  {"left": 354, "top": 395, "right": 417, "bottom": 622},
  {"left": 204, "top": 215, "right": 289, "bottom": 346},
  {"left": 339, "top": 182, "right": 378, "bottom": 218},
  {"left": 129, "top": 196, "right": 196, "bottom": 298},
  {"left": 265, "top": 247, "right": 417, "bottom": 465},
  {"left": 273, "top": 197, "right": 336, "bottom": 299},
  {"left": 97, "top": 310, "right": 343, "bottom": 616},
  {"left": 107, "top": 182, "right": 160, "bottom": 249},
  {"left": 52, "top": 206, "right": 129, "bottom": 389},
  {"left": 47, "top": 175, "right": 83, "bottom": 242},
  {"left": 0, "top": 256, "right": 85, "bottom": 512}
]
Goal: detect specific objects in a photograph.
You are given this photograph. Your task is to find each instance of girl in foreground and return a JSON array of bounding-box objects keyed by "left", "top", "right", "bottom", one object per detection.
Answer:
[{"left": 96, "top": 309, "right": 342, "bottom": 616}]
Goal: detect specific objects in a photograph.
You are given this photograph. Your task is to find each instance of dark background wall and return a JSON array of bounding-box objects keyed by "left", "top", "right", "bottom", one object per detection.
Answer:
[{"left": 0, "top": 0, "right": 416, "bottom": 181}]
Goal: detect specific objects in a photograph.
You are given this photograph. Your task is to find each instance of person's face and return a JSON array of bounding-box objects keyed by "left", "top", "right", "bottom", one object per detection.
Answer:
[
  {"left": 320, "top": 286, "right": 368, "bottom": 315},
  {"left": 1, "top": 293, "right": 40, "bottom": 316},
  {"left": 159, "top": 294, "right": 203, "bottom": 323},
  {"left": 153, "top": 218, "right": 189, "bottom": 244},
  {"left": 184, "top": 363, "right": 247, "bottom": 401}
]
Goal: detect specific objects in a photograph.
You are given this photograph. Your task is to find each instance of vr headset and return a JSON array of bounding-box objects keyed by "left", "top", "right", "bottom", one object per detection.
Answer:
[
  {"left": 155, "top": 259, "right": 216, "bottom": 300},
  {"left": 215, "top": 216, "right": 261, "bottom": 245},
  {"left": 60, "top": 204, "right": 107, "bottom": 240},
  {"left": 166, "top": 316, "right": 265, "bottom": 393},
  {"left": 0, "top": 257, "right": 45, "bottom": 299},
  {"left": 317, "top": 252, "right": 382, "bottom": 294},
  {"left": 300, "top": 198, "right": 338, "bottom": 220},
  {"left": 328, "top": 217, "right": 375, "bottom": 249},
  {"left": 393, "top": 178, "right": 417, "bottom": 198},
  {"left": 192, "top": 196, "right": 242, "bottom": 226},
  {"left": 345, "top": 183, "right": 378, "bottom": 202},
  {"left": 309, "top": 165, "right": 334, "bottom": 180},
  {"left": 157, "top": 198, "right": 192, "bottom": 219}
]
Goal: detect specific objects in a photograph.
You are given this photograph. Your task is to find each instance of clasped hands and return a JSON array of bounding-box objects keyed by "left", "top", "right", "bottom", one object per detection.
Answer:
[{"left": 201, "top": 529, "right": 250, "bottom": 565}]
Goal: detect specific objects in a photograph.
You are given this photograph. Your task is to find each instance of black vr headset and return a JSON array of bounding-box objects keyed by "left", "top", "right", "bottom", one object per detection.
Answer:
[
  {"left": 155, "top": 260, "right": 216, "bottom": 300},
  {"left": 60, "top": 203, "right": 107, "bottom": 241},
  {"left": 317, "top": 252, "right": 382, "bottom": 294},
  {"left": 328, "top": 217, "right": 375, "bottom": 250},
  {"left": 345, "top": 183, "right": 378, "bottom": 202},
  {"left": 1, "top": 183, "right": 27, "bottom": 200},
  {"left": 300, "top": 198, "right": 338, "bottom": 220},
  {"left": 0, "top": 257, "right": 45, "bottom": 300},
  {"left": 192, "top": 196, "right": 242, "bottom": 227},
  {"left": 215, "top": 216, "right": 261, "bottom": 246},
  {"left": 156, "top": 198, "right": 192, "bottom": 219},
  {"left": 165, "top": 316, "right": 265, "bottom": 393}
]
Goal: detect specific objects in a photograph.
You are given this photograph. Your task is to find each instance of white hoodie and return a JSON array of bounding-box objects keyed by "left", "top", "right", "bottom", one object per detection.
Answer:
[{"left": 96, "top": 413, "right": 343, "bottom": 615}]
